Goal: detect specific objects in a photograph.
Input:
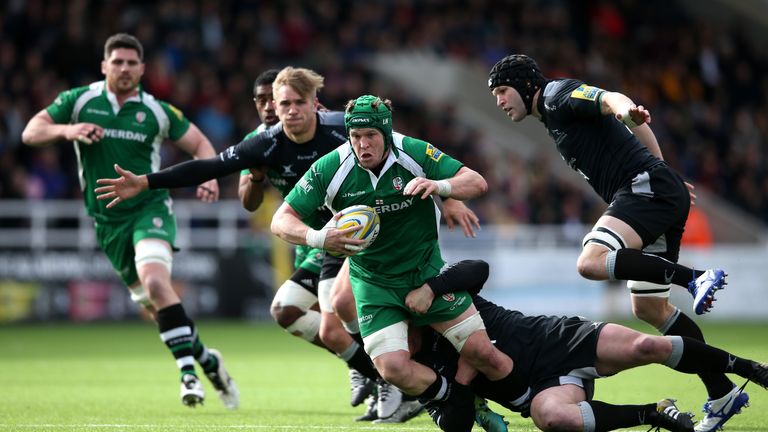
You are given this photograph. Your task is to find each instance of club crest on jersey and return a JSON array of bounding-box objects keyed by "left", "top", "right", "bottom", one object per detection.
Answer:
[
  {"left": 392, "top": 176, "right": 404, "bottom": 191},
  {"left": 152, "top": 217, "right": 163, "bottom": 228},
  {"left": 135, "top": 111, "right": 146, "bottom": 123},
  {"left": 425, "top": 143, "right": 444, "bottom": 162},
  {"left": 442, "top": 293, "right": 455, "bottom": 302}
]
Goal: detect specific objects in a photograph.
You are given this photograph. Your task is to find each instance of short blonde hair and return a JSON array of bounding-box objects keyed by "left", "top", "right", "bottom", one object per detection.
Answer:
[{"left": 273, "top": 67, "right": 324, "bottom": 100}]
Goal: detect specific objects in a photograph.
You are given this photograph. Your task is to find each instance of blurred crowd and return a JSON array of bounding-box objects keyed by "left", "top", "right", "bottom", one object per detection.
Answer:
[{"left": 1, "top": 0, "right": 767, "bottom": 225}]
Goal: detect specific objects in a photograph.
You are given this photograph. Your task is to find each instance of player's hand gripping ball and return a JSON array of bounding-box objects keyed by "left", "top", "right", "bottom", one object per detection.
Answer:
[{"left": 336, "top": 205, "right": 380, "bottom": 251}]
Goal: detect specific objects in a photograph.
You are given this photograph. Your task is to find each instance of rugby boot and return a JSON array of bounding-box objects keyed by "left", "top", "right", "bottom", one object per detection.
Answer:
[
  {"left": 180, "top": 374, "right": 205, "bottom": 407},
  {"left": 204, "top": 349, "right": 239, "bottom": 409},
  {"left": 349, "top": 369, "right": 375, "bottom": 407},
  {"left": 694, "top": 385, "right": 749, "bottom": 432},
  {"left": 688, "top": 269, "right": 726, "bottom": 315},
  {"left": 648, "top": 398, "right": 694, "bottom": 432}
]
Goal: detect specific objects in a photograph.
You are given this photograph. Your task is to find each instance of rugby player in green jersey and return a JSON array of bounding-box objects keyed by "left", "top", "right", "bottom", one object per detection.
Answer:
[
  {"left": 21, "top": 33, "right": 238, "bottom": 409},
  {"left": 270, "top": 95, "right": 525, "bottom": 430}
]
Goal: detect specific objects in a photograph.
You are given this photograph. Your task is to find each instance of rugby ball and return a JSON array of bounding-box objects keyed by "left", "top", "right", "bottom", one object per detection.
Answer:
[{"left": 336, "top": 205, "right": 380, "bottom": 251}]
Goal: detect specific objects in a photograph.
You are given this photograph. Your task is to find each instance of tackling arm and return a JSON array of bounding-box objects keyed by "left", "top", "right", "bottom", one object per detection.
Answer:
[{"left": 405, "top": 260, "right": 490, "bottom": 315}]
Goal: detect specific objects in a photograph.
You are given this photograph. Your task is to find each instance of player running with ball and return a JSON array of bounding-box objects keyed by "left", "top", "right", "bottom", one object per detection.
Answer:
[{"left": 270, "top": 95, "right": 527, "bottom": 431}]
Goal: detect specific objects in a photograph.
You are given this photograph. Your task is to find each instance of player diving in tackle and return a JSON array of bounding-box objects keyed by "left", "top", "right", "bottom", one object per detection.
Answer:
[{"left": 411, "top": 260, "right": 768, "bottom": 432}]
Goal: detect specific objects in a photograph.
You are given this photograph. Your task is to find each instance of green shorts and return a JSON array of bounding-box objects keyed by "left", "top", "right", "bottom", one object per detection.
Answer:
[
  {"left": 352, "top": 275, "right": 473, "bottom": 338},
  {"left": 95, "top": 199, "right": 177, "bottom": 286},
  {"left": 294, "top": 245, "right": 323, "bottom": 274}
]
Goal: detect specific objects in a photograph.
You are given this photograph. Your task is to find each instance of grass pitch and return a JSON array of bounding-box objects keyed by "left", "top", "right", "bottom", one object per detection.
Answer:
[{"left": 1, "top": 321, "right": 766, "bottom": 431}]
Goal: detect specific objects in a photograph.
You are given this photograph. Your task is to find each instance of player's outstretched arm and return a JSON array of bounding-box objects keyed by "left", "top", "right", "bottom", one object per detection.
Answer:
[{"left": 94, "top": 164, "right": 149, "bottom": 208}]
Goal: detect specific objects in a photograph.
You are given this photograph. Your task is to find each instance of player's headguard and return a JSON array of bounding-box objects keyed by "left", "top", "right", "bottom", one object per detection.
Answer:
[
  {"left": 344, "top": 95, "right": 393, "bottom": 150},
  {"left": 488, "top": 54, "right": 547, "bottom": 115}
]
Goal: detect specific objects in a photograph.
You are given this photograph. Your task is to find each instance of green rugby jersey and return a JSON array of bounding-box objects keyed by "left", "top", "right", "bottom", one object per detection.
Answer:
[
  {"left": 285, "top": 133, "right": 463, "bottom": 287},
  {"left": 47, "top": 81, "right": 190, "bottom": 222}
]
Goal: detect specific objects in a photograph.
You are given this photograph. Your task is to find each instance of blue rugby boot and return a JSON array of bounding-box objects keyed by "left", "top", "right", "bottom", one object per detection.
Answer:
[
  {"left": 688, "top": 269, "right": 726, "bottom": 315},
  {"left": 694, "top": 385, "right": 749, "bottom": 432}
]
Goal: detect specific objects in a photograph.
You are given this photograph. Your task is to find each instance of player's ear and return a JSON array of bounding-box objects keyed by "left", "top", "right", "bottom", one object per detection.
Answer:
[{"left": 101, "top": 60, "right": 107, "bottom": 75}]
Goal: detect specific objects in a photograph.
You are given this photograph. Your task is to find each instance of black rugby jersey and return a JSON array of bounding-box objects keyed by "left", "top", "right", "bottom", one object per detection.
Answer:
[
  {"left": 146, "top": 111, "right": 347, "bottom": 226},
  {"left": 227, "top": 111, "right": 347, "bottom": 198},
  {"left": 536, "top": 79, "right": 660, "bottom": 202}
]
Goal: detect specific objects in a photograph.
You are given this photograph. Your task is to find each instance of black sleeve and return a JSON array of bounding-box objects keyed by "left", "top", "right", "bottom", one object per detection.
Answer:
[
  {"left": 426, "top": 259, "right": 489, "bottom": 297},
  {"left": 146, "top": 155, "right": 248, "bottom": 189}
]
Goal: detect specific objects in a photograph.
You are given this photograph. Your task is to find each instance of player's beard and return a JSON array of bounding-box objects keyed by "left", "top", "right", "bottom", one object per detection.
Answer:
[{"left": 111, "top": 74, "right": 140, "bottom": 95}]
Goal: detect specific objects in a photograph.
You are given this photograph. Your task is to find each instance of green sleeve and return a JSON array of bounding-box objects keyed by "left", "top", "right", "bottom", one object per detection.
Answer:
[
  {"left": 402, "top": 137, "right": 463, "bottom": 180},
  {"left": 160, "top": 101, "right": 191, "bottom": 141},
  {"left": 46, "top": 87, "right": 86, "bottom": 124}
]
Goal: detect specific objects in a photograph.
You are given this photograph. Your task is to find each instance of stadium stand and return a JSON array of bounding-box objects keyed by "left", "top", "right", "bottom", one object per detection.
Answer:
[{"left": 1, "top": 0, "right": 767, "bottom": 227}]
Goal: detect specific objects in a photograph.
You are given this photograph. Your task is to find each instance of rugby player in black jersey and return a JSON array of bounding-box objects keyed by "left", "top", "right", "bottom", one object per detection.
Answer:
[
  {"left": 411, "top": 260, "right": 768, "bottom": 432},
  {"left": 487, "top": 54, "right": 743, "bottom": 431}
]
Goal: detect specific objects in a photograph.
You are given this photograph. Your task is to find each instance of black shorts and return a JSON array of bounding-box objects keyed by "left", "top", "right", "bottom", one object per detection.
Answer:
[
  {"left": 605, "top": 163, "right": 690, "bottom": 263},
  {"left": 319, "top": 253, "right": 344, "bottom": 281},
  {"left": 527, "top": 317, "right": 606, "bottom": 391},
  {"left": 475, "top": 314, "right": 605, "bottom": 410}
]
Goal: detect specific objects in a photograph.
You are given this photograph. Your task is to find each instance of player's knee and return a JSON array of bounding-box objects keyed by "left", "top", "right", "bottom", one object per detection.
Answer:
[
  {"left": 375, "top": 355, "right": 411, "bottom": 385},
  {"left": 270, "top": 279, "right": 318, "bottom": 328},
  {"left": 632, "top": 334, "right": 670, "bottom": 362},
  {"left": 576, "top": 254, "right": 602, "bottom": 280},
  {"left": 443, "top": 311, "right": 486, "bottom": 354},
  {"left": 141, "top": 274, "right": 171, "bottom": 303},
  {"left": 271, "top": 304, "right": 304, "bottom": 329},
  {"left": 318, "top": 317, "right": 346, "bottom": 348},
  {"left": 283, "top": 309, "right": 321, "bottom": 341},
  {"left": 461, "top": 334, "right": 497, "bottom": 367},
  {"left": 331, "top": 290, "right": 355, "bottom": 317},
  {"left": 580, "top": 227, "right": 627, "bottom": 281},
  {"left": 532, "top": 406, "right": 580, "bottom": 431}
]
